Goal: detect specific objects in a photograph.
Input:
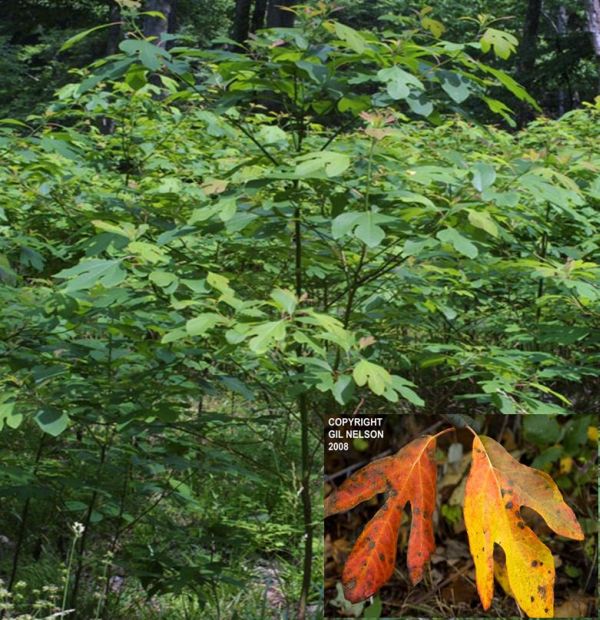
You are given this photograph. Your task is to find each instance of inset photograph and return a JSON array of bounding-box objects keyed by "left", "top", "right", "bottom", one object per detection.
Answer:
[{"left": 324, "top": 414, "right": 597, "bottom": 618}]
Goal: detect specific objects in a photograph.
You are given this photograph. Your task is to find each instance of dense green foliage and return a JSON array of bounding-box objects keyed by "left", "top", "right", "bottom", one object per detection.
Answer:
[
  {"left": 0, "top": 3, "right": 598, "bottom": 619},
  {"left": 338, "top": 0, "right": 599, "bottom": 118},
  {"left": 2, "top": 0, "right": 598, "bottom": 121}
]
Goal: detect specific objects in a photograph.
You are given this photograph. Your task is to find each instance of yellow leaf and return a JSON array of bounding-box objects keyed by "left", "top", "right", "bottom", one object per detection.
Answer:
[
  {"left": 559, "top": 456, "right": 573, "bottom": 474},
  {"left": 587, "top": 426, "right": 598, "bottom": 443},
  {"left": 464, "top": 435, "right": 584, "bottom": 618},
  {"left": 493, "top": 559, "right": 513, "bottom": 597}
]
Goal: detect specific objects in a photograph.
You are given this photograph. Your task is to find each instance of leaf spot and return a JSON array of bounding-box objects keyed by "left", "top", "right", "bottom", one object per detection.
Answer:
[
  {"left": 505, "top": 501, "right": 513, "bottom": 509},
  {"left": 538, "top": 585, "right": 547, "bottom": 597}
]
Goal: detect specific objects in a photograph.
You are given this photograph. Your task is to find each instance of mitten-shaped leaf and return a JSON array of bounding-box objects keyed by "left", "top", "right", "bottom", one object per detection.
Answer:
[
  {"left": 464, "top": 435, "right": 584, "bottom": 618},
  {"left": 325, "top": 435, "right": 438, "bottom": 602}
]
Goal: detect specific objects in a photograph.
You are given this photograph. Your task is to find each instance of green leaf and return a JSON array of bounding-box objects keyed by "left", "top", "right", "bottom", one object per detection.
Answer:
[
  {"left": 60, "top": 22, "right": 121, "bottom": 52},
  {"left": 295, "top": 151, "right": 350, "bottom": 178},
  {"left": 128, "top": 241, "right": 165, "bottom": 264},
  {"left": 563, "top": 416, "right": 592, "bottom": 455},
  {"left": 40, "top": 136, "right": 80, "bottom": 160},
  {"left": 332, "top": 375, "right": 355, "bottom": 405},
  {"left": 467, "top": 209, "right": 498, "bottom": 237},
  {"left": 35, "top": 408, "right": 69, "bottom": 437},
  {"left": 248, "top": 320, "right": 287, "bottom": 354},
  {"left": 352, "top": 359, "right": 392, "bottom": 396},
  {"left": 300, "top": 311, "right": 354, "bottom": 352},
  {"left": 138, "top": 10, "right": 167, "bottom": 19},
  {"left": 334, "top": 22, "right": 367, "bottom": 54},
  {"left": 91, "top": 220, "right": 135, "bottom": 240},
  {"left": 438, "top": 70, "right": 471, "bottom": 103},
  {"left": 531, "top": 445, "right": 564, "bottom": 470},
  {"left": 529, "top": 382, "right": 571, "bottom": 406},
  {"left": 186, "top": 313, "right": 226, "bottom": 337},
  {"left": 480, "top": 28, "right": 518, "bottom": 60},
  {"left": 0, "top": 396, "right": 22, "bottom": 431},
  {"left": 337, "top": 95, "right": 371, "bottom": 114},
  {"left": 377, "top": 66, "right": 423, "bottom": 100},
  {"left": 270, "top": 289, "right": 297, "bottom": 314},
  {"left": 391, "top": 375, "right": 425, "bottom": 407},
  {"left": 403, "top": 238, "right": 438, "bottom": 256},
  {"left": 257, "top": 125, "right": 288, "bottom": 145},
  {"left": 206, "top": 272, "right": 231, "bottom": 293},
  {"left": 406, "top": 92, "right": 433, "bottom": 116},
  {"left": 523, "top": 415, "right": 561, "bottom": 446},
  {"left": 119, "top": 39, "right": 169, "bottom": 71},
  {"left": 436, "top": 228, "right": 478, "bottom": 259},
  {"left": 364, "top": 595, "right": 383, "bottom": 618},
  {"left": 482, "top": 97, "right": 515, "bottom": 126},
  {"left": 219, "top": 376, "right": 255, "bottom": 401},
  {"left": 331, "top": 212, "right": 362, "bottom": 239},
  {"left": 354, "top": 212, "right": 385, "bottom": 248},
  {"left": 161, "top": 328, "right": 187, "bottom": 344},
  {"left": 149, "top": 271, "right": 178, "bottom": 288},
  {"left": 421, "top": 16, "right": 445, "bottom": 38},
  {"left": 125, "top": 65, "right": 148, "bottom": 90},
  {"left": 55, "top": 259, "right": 126, "bottom": 292},
  {"left": 471, "top": 162, "right": 496, "bottom": 192},
  {"left": 0, "top": 119, "right": 29, "bottom": 127},
  {"left": 483, "top": 65, "right": 540, "bottom": 110}
]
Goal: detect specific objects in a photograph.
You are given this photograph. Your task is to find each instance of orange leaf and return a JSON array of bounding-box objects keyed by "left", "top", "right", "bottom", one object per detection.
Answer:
[
  {"left": 464, "top": 434, "right": 584, "bottom": 618},
  {"left": 325, "top": 434, "right": 438, "bottom": 602}
]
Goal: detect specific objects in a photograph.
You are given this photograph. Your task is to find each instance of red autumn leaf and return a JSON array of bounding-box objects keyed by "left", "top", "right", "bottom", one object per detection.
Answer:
[
  {"left": 324, "top": 434, "right": 438, "bottom": 602},
  {"left": 464, "top": 434, "right": 584, "bottom": 618}
]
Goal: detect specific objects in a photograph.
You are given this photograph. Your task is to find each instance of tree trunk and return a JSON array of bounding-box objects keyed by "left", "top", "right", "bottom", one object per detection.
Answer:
[
  {"left": 106, "top": 5, "right": 122, "bottom": 56},
  {"left": 100, "top": 4, "right": 123, "bottom": 134},
  {"left": 266, "top": 0, "right": 295, "bottom": 28},
  {"left": 232, "top": 0, "right": 253, "bottom": 45},
  {"left": 143, "top": 0, "right": 175, "bottom": 46},
  {"left": 556, "top": 5, "right": 570, "bottom": 116},
  {"left": 252, "top": 0, "right": 268, "bottom": 33},
  {"left": 585, "top": 0, "right": 600, "bottom": 92},
  {"left": 516, "top": 0, "right": 542, "bottom": 125},
  {"left": 586, "top": 0, "right": 600, "bottom": 57}
]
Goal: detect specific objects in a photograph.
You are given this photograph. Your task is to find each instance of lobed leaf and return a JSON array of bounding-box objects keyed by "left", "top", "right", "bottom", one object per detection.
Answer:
[
  {"left": 464, "top": 435, "right": 584, "bottom": 618},
  {"left": 325, "top": 435, "right": 438, "bottom": 601}
]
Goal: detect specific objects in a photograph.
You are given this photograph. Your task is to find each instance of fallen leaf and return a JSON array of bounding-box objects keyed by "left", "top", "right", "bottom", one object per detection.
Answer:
[
  {"left": 440, "top": 451, "right": 471, "bottom": 488},
  {"left": 441, "top": 576, "right": 477, "bottom": 604},
  {"left": 464, "top": 434, "right": 584, "bottom": 618},
  {"left": 330, "top": 581, "right": 365, "bottom": 617},
  {"left": 325, "top": 434, "right": 438, "bottom": 602},
  {"left": 449, "top": 474, "right": 467, "bottom": 506},
  {"left": 501, "top": 427, "right": 517, "bottom": 451},
  {"left": 554, "top": 593, "right": 591, "bottom": 618}
]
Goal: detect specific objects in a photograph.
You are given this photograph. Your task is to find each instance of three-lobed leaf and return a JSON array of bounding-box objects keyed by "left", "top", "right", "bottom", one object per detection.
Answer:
[{"left": 464, "top": 435, "right": 584, "bottom": 618}]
